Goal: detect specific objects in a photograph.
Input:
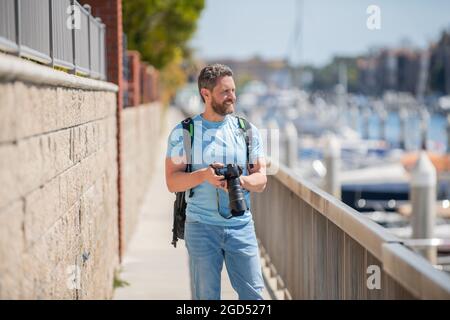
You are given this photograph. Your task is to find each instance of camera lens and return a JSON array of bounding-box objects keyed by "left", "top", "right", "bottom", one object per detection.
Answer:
[{"left": 228, "top": 174, "right": 247, "bottom": 216}]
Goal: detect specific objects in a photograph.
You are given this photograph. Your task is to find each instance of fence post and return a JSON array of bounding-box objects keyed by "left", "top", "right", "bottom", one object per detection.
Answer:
[
  {"left": 411, "top": 151, "right": 437, "bottom": 264},
  {"left": 324, "top": 134, "right": 341, "bottom": 199},
  {"left": 70, "top": 0, "right": 76, "bottom": 74},
  {"left": 49, "top": 0, "right": 54, "bottom": 67},
  {"left": 83, "top": 4, "right": 91, "bottom": 77},
  {"left": 15, "top": 0, "right": 21, "bottom": 57}
]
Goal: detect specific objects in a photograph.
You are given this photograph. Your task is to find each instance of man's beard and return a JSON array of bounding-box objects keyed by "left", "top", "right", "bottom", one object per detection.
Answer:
[{"left": 211, "top": 97, "right": 235, "bottom": 116}]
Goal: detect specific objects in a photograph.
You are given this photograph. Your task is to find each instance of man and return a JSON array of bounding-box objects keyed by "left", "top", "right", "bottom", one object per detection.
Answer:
[{"left": 165, "top": 64, "right": 267, "bottom": 300}]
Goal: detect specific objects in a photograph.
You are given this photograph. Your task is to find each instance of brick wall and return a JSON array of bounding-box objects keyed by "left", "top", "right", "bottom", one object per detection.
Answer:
[
  {"left": 126, "top": 51, "right": 142, "bottom": 107},
  {"left": 0, "top": 55, "right": 119, "bottom": 299}
]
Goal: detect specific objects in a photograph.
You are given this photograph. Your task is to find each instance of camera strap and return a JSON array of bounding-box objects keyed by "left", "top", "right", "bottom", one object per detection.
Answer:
[
  {"left": 236, "top": 116, "right": 253, "bottom": 169},
  {"left": 181, "top": 117, "right": 195, "bottom": 198}
]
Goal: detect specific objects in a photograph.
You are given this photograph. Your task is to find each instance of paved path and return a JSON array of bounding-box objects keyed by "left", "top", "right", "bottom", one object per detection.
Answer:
[{"left": 114, "top": 108, "right": 270, "bottom": 300}]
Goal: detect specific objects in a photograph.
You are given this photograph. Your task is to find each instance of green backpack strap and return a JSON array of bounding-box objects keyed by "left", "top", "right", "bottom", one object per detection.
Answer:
[
  {"left": 181, "top": 117, "right": 194, "bottom": 197},
  {"left": 236, "top": 116, "right": 254, "bottom": 169}
]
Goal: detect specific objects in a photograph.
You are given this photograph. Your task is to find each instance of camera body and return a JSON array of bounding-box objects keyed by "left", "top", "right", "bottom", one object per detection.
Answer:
[{"left": 214, "top": 164, "right": 248, "bottom": 216}]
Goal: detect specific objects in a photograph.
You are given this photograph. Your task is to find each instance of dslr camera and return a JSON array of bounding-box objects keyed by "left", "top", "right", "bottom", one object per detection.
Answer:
[{"left": 213, "top": 164, "right": 248, "bottom": 216}]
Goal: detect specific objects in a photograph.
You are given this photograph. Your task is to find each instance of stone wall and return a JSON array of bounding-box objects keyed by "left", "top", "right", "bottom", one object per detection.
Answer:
[
  {"left": 122, "top": 104, "right": 162, "bottom": 250},
  {"left": 0, "top": 54, "right": 119, "bottom": 299}
]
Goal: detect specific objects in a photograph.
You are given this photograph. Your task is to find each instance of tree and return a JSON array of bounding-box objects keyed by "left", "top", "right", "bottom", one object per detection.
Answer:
[{"left": 123, "top": 0, "right": 205, "bottom": 70}]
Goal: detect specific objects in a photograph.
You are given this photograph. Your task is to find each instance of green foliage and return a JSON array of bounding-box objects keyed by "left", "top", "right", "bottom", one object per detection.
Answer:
[
  {"left": 123, "top": 0, "right": 205, "bottom": 69},
  {"left": 113, "top": 268, "right": 130, "bottom": 289}
]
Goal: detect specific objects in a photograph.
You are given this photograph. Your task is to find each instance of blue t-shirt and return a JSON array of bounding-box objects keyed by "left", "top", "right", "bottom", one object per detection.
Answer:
[{"left": 166, "top": 114, "right": 265, "bottom": 226}]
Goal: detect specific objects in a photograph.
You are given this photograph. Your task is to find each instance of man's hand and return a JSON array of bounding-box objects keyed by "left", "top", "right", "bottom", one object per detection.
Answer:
[
  {"left": 203, "top": 162, "right": 227, "bottom": 190},
  {"left": 239, "top": 158, "right": 267, "bottom": 193}
]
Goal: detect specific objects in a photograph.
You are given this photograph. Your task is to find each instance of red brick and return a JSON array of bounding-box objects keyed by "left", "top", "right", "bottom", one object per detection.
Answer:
[{"left": 126, "top": 51, "right": 141, "bottom": 107}]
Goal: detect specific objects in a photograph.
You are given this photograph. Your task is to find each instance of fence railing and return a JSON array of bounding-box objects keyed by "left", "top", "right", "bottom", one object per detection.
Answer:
[
  {"left": 252, "top": 160, "right": 450, "bottom": 299},
  {"left": 0, "top": 0, "right": 106, "bottom": 80}
]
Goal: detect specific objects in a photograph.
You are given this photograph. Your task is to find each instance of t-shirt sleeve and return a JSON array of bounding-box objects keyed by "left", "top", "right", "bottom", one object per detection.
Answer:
[
  {"left": 165, "top": 123, "right": 185, "bottom": 159},
  {"left": 249, "top": 123, "right": 265, "bottom": 164}
]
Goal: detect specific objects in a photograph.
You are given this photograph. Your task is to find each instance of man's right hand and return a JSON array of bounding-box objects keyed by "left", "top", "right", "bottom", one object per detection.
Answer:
[{"left": 202, "top": 163, "right": 226, "bottom": 189}]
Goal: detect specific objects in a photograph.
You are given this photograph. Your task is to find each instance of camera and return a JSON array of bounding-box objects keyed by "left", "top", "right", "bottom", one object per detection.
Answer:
[{"left": 213, "top": 164, "right": 248, "bottom": 216}]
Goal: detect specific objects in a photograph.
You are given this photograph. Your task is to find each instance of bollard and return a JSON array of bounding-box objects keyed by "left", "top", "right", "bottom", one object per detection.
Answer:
[
  {"left": 324, "top": 134, "right": 341, "bottom": 199},
  {"left": 284, "top": 121, "right": 298, "bottom": 169},
  {"left": 410, "top": 151, "right": 437, "bottom": 264}
]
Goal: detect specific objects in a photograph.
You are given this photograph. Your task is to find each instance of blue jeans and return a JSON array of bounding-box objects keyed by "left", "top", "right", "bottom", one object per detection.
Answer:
[{"left": 185, "top": 219, "right": 265, "bottom": 300}]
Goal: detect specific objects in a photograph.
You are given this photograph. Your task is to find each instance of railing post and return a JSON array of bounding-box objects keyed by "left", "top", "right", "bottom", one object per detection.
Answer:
[
  {"left": 410, "top": 151, "right": 437, "bottom": 264},
  {"left": 83, "top": 4, "right": 91, "bottom": 77},
  {"left": 15, "top": 0, "right": 21, "bottom": 57},
  {"left": 49, "top": 0, "right": 54, "bottom": 67},
  {"left": 324, "top": 134, "right": 341, "bottom": 199},
  {"left": 96, "top": 17, "right": 102, "bottom": 79},
  {"left": 100, "top": 23, "right": 105, "bottom": 80},
  {"left": 70, "top": 0, "right": 76, "bottom": 75}
]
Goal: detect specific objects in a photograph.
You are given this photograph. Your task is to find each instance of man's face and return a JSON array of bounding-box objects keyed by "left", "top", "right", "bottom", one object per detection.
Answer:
[{"left": 209, "top": 76, "right": 236, "bottom": 116}]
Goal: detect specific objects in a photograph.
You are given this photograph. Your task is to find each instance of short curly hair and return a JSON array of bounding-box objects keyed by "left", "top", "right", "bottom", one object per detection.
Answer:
[{"left": 198, "top": 64, "right": 233, "bottom": 102}]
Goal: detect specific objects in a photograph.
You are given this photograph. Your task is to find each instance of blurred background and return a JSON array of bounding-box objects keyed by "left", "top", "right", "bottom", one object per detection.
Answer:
[{"left": 1, "top": 0, "right": 450, "bottom": 299}]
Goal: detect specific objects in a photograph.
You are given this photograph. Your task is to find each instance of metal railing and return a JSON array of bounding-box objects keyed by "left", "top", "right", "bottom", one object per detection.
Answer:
[
  {"left": 252, "top": 160, "right": 450, "bottom": 299},
  {"left": 0, "top": 0, "right": 106, "bottom": 80}
]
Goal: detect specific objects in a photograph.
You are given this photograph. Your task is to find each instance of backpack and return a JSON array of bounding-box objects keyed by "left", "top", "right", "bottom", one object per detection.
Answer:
[{"left": 171, "top": 115, "right": 252, "bottom": 247}]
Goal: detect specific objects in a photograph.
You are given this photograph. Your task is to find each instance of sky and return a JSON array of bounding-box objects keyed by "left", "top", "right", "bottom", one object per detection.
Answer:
[{"left": 190, "top": 0, "right": 450, "bottom": 67}]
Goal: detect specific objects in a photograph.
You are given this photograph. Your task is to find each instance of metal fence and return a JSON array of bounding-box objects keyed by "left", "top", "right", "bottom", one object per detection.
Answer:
[
  {"left": 252, "top": 161, "right": 450, "bottom": 299},
  {"left": 0, "top": 0, "right": 106, "bottom": 80}
]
